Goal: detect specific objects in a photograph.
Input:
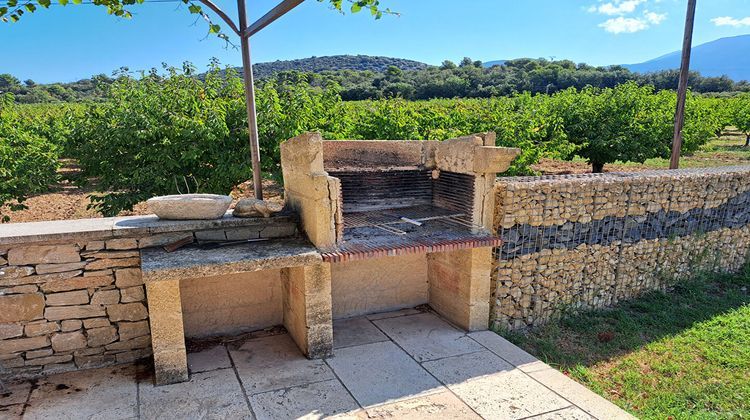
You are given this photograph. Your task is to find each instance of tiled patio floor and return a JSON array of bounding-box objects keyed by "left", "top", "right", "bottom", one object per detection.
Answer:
[{"left": 1, "top": 310, "right": 633, "bottom": 419}]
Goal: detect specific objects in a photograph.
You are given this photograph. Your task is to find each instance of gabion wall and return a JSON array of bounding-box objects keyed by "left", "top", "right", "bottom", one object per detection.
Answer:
[{"left": 492, "top": 166, "right": 750, "bottom": 330}]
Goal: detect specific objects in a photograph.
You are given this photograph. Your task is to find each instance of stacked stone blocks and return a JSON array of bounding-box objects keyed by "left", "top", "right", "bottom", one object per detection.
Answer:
[{"left": 493, "top": 166, "right": 750, "bottom": 330}]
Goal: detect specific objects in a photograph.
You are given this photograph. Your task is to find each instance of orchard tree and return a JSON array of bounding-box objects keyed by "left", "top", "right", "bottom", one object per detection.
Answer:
[
  {"left": 553, "top": 83, "right": 673, "bottom": 173},
  {"left": 1, "top": 0, "right": 394, "bottom": 198},
  {"left": 731, "top": 95, "right": 750, "bottom": 147}
]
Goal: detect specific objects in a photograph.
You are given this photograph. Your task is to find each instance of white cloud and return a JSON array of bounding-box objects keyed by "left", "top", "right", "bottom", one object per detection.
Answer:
[
  {"left": 595, "top": 0, "right": 646, "bottom": 16},
  {"left": 711, "top": 16, "right": 750, "bottom": 27},
  {"left": 588, "top": 1, "right": 666, "bottom": 34},
  {"left": 644, "top": 11, "right": 667, "bottom": 24},
  {"left": 599, "top": 17, "right": 649, "bottom": 33}
]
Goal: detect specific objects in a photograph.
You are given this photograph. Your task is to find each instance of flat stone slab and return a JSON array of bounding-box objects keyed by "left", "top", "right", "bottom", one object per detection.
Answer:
[
  {"left": 423, "top": 351, "right": 570, "bottom": 420},
  {"left": 526, "top": 365, "right": 636, "bottom": 420},
  {"left": 363, "top": 391, "right": 481, "bottom": 419},
  {"left": 333, "top": 317, "right": 389, "bottom": 349},
  {"left": 326, "top": 340, "right": 443, "bottom": 408},
  {"left": 141, "top": 237, "right": 321, "bottom": 282},
  {"left": 228, "top": 334, "right": 335, "bottom": 395},
  {"left": 23, "top": 365, "right": 138, "bottom": 420},
  {"left": 0, "top": 213, "right": 296, "bottom": 245},
  {"left": 249, "top": 379, "right": 359, "bottom": 420},
  {"left": 139, "top": 368, "right": 252, "bottom": 419},
  {"left": 187, "top": 345, "right": 232, "bottom": 374},
  {"left": 373, "top": 312, "right": 484, "bottom": 362},
  {"left": 526, "top": 406, "right": 595, "bottom": 419},
  {"left": 4, "top": 312, "right": 633, "bottom": 420}
]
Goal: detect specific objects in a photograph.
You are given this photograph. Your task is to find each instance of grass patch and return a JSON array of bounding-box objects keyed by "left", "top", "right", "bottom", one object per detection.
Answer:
[{"left": 502, "top": 268, "right": 750, "bottom": 419}]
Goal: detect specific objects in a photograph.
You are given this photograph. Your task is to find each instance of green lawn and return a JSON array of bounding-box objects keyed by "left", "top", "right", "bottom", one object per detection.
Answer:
[{"left": 502, "top": 268, "right": 750, "bottom": 419}]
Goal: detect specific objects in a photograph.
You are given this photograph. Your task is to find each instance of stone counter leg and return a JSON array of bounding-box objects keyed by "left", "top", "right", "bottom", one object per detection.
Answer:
[
  {"left": 145, "top": 280, "right": 188, "bottom": 385},
  {"left": 281, "top": 263, "right": 333, "bottom": 359},
  {"left": 428, "top": 247, "right": 493, "bottom": 331}
]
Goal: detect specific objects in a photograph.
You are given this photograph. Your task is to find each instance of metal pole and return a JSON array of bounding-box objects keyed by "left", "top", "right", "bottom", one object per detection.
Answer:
[
  {"left": 237, "top": 0, "right": 264, "bottom": 199},
  {"left": 669, "top": 0, "right": 697, "bottom": 170}
]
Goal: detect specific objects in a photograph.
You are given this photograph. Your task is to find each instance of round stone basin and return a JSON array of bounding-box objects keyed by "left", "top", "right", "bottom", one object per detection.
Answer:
[{"left": 147, "top": 194, "right": 232, "bottom": 220}]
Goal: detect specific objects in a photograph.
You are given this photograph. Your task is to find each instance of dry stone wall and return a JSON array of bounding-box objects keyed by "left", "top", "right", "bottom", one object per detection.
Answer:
[
  {"left": 0, "top": 216, "right": 298, "bottom": 381},
  {"left": 492, "top": 166, "right": 750, "bottom": 330}
]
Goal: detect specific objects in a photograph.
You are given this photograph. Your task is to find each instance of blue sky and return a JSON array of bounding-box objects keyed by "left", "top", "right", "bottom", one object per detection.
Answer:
[{"left": 2, "top": 0, "right": 750, "bottom": 83}]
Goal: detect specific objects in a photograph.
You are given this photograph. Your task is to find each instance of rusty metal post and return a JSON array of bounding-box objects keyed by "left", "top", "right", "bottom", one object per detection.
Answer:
[
  {"left": 237, "top": 0, "right": 263, "bottom": 199},
  {"left": 669, "top": 0, "right": 697, "bottom": 170}
]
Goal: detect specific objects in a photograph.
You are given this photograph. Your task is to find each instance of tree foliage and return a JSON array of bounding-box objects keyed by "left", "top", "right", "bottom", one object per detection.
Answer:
[{"left": 0, "top": 94, "right": 60, "bottom": 221}]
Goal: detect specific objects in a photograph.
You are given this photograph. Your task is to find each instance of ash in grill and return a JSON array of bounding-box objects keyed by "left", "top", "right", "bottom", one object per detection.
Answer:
[{"left": 280, "top": 133, "right": 520, "bottom": 262}]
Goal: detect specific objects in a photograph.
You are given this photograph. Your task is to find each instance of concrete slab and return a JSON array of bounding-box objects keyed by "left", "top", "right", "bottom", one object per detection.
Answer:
[
  {"left": 468, "top": 330, "right": 540, "bottom": 371},
  {"left": 421, "top": 350, "right": 515, "bottom": 384},
  {"left": 23, "top": 365, "right": 138, "bottom": 420},
  {"left": 139, "top": 368, "right": 252, "bottom": 419},
  {"left": 333, "top": 317, "right": 389, "bottom": 349},
  {"left": 527, "top": 366, "right": 636, "bottom": 420},
  {"left": 326, "top": 341, "right": 443, "bottom": 408},
  {"left": 0, "top": 403, "right": 24, "bottom": 419},
  {"left": 527, "top": 406, "right": 595, "bottom": 419},
  {"left": 187, "top": 345, "right": 232, "bottom": 374},
  {"left": 423, "top": 352, "right": 569, "bottom": 420},
  {"left": 373, "top": 312, "right": 484, "bottom": 362},
  {"left": 249, "top": 379, "right": 359, "bottom": 420},
  {"left": 363, "top": 391, "right": 481, "bottom": 419},
  {"left": 0, "top": 381, "right": 31, "bottom": 406},
  {"left": 0, "top": 381, "right": 30, "bottom": 419},
  {"left": 229, "top": 334, "right": 335, "bottom": 395},
  {"left": 365, "top": 308, "right": 422, "bottom": 320}
]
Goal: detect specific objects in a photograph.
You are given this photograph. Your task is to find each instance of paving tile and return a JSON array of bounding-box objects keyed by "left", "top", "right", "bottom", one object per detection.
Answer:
[
  {"left": 423, "top": 351, "right": 569, "bottom": 420},
  {"left": 372, "top": 312, "right": 484, "bottom": 362},
  {"left": 527, "top": 406, "right": 596, "bottom": 419},
  {"left": 326, "top": 340, "right": 443, "bottom": 408},
  {"left": 250, "top": 379, "right": 359, "bottom": 420},
  {"left": 363, "top": 391, "right": 481, "bottom": 419},
  {"left": 23, "top": 365, "right": 138, "bottom": 420},
  {"left": 188, "top": 345, "right": 232, "bottom": 374},
  {"left": 139, "top": 368, "right": 252, "bottom": 419},
  {"left": 229, "top": 334, "right": 335, "bottom": 395},
  {"left": 0, "top": 403, "right": 24, "bottom": 419},
  {"left": 0, "top": 381, "right": 31, "bottom": 406},
  {"left": 333, "top": 317, "right": 389, "bottom": 349},
  {"left": 365, "top": 308, "right": 422, "bottom": 320},
  {"left": 468, "top": 330, "right": 542, "bottom": 371},
  {"left": 527, "top": 366, "right": 635, "bottom": 420},
  {"left": 421, "top": 350, "right": 515, "bottom": 384}
]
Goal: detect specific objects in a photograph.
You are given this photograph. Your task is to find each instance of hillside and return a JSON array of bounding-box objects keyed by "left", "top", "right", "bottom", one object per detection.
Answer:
[
  {"left": 249, "top": 55, "right": 431, "bottom": 78},
  {"left": 624, "top": 35, "right": 750, "bottom": 81}
]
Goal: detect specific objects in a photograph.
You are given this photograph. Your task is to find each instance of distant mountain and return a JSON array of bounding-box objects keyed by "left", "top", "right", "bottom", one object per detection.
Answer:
[
  {"left": 483, "top": 60, "right": 507, "bottom": 68},
  {"left": 624, "top": 35, "right": 750, "bottom": 82},
  {"left": 248, "top": 55, "right": 432, "bottom": 79}
]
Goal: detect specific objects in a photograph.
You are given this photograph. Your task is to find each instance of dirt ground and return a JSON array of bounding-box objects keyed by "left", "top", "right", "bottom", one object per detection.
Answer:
[{"left": 4, "top": 132, "right": 749, "bottom": 224}]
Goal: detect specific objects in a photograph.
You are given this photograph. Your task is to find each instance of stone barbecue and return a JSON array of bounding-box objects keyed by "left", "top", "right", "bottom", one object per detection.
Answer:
[{"left": 280, "top": 132, "right": 520, "bottom": 262}]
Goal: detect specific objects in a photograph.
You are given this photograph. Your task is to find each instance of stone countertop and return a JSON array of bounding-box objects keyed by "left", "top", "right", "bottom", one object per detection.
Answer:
[
  {"left": 140, "top": 237, "right": 321, "bottom": 282},
  {"left": 0, "top": 212, "right": 296, "bottom": 246}
]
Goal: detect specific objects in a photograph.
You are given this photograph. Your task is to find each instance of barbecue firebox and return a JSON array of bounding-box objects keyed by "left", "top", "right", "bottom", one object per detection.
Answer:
[
  {"left": 281, "top": 132, "right": 519, "bottom": 331},
  {"left": 281, "top": 133, "right": 519, "bottom": 257}
]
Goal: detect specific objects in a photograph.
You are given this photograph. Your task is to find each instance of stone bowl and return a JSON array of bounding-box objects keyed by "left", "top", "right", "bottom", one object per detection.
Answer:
[{"left": 147, "top": 194, "right": 232, "bottom": 220}]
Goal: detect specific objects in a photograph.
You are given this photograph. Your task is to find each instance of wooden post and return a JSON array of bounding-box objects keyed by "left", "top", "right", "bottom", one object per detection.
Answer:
[
  {"left": 237, "top": 0, "right": 264, "bottom": 199},
  {"left": 669, "top": 0, "right": 697, "bottom": 170}
]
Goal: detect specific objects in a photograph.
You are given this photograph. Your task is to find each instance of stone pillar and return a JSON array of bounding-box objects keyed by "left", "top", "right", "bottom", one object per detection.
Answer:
[
  {"left": 428, "top": 247, "right": 493, "bottom": 331},
  {"left": 145, "top": 280, "right": 188, "bottom": 385},
  {"left": 281, "top": 263, "right": 333, "bottom": 359}
]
